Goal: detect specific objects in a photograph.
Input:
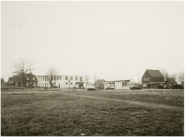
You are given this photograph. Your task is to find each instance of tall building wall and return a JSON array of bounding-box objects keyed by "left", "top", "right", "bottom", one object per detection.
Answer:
[{"left": 37, "top": 75, "right": 86, "bottom": 88}]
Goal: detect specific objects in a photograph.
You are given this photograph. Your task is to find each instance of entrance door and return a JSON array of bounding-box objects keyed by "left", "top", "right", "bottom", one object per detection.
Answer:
[
  {"left": 148, "top": 84, "right": 151, "bottom": 88},
  {"left": 18, "top": 82, "right": 21, "bottom": 87}
]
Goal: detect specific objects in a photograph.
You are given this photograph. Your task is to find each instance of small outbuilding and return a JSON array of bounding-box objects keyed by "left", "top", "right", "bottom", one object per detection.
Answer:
[
  {"left": 165, "top": 78, "right": 177, "bottom": 89},
  {"left": 104, "top": 79, "right": 133, "bottom": 90}
]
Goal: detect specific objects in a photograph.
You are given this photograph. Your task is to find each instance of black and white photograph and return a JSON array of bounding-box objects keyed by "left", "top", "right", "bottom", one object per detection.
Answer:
[{"left": 1, "top": 1, "right": 184, "bottom": 136}]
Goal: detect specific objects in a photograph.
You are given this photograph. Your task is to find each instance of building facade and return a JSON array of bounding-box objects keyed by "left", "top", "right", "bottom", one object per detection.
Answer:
[
  {"left": 37, "top": 75, "right": 86, "bottom": 88},
  {"left": 165, "top": 78, "right": 177, "bottom": 89},
  {"left": 94, "top": 79, "right": 106, "bottom": 89},
  {"left": 104, "top": 79, "right": 133, "bottom": 90},
  {"left": 8, "top": 72, "right": 38, "bottom": 87}
]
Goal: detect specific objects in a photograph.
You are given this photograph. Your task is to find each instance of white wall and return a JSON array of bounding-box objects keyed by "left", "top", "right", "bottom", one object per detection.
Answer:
[
  {"left": 115, "top": 82, "right": 122, "bottom": 89},
  {"left": 37, "top": 75, "right": 86, "bottom": 88},
  {"left": 104, "top": 80, "right": 132, "bottom": 90}
]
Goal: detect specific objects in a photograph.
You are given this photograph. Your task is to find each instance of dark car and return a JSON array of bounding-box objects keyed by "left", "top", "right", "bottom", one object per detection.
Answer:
[{"left": 130, "top": 85, "right": 142, "bottom": 90}]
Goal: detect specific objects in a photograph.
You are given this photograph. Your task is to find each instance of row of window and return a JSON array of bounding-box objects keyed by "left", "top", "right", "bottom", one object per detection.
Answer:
[
  {"left": 144, "top": 78, "right": 150, "bottom": 81},
  {"left": 65, "top": 83, "right": 79, "bottom": 85},
  {"left": 38, "top": 76, "right": 83, "bottom": 81},
  {"left": 26, "top": 77, "right": 35, "bottom": 80},
  {"left": 65, "top": 76, "right": 83, "bottom": 81},
  {"left": 26, "top": 82, "right": 36, "bottom": 86},
  {"left": 38, "top": 83, "right": 49, "bottom": 86}
]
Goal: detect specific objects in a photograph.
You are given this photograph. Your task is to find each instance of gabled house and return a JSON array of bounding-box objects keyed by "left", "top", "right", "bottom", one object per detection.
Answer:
[
  {"left": 8, "top": 75, "right": 22, "bottom": 86},
  {"left": 142, "top": 69, "right": 165, "bottom": 89},
  {"left": 8, "top": 72, "right": 38, "bottom": 87},
  {"left": 165, "top": 78, "right": 177, "bottom": 89}
]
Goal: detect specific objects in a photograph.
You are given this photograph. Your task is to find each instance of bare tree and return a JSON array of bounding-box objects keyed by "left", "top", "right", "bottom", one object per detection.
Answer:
[
  {"left": 178, "top": 71, "right": 184, "bottom": 83},
  {"left": 170, "top": 73, "right": 177, "bottom": 81},
  {"left": 159, "top": 69, "right": 169, "bottom": 81},
  {"left": 85, "top": 75, "right": 90, "bottom": 85},
  {"left": 13, "top": 59, "right": 34, "bottom": 86},
  {"left": 46, "top": 68, "right": 58, "bottom": 88},
  {"left": 85, "top": 75, "right": 90, "bottom": 86}
]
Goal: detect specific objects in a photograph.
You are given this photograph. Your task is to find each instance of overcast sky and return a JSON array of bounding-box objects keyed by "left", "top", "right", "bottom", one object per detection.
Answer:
[{"left": 1, "top": 1, "right": 184, "bottom": 82}]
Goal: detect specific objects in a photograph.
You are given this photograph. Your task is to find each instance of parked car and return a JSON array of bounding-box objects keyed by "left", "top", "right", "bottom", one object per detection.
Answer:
[
  {"left": 106, "top": 84, "right": 115, "bottom": 89},
  {"left": 86, "top": 85, "right": 96, "bottom": 91},
  {"left": 130, "top": 85, "right": 142, "bottom": 90}
]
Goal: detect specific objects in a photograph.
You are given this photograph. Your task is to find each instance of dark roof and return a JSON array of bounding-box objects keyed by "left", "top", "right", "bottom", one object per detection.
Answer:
[
  {"left": 95, "top": 79, "right": 106, "bottom": 83},
  {"left": 12, "top": 75, "right": 22, "bottom": 82},
  {"left": 146, "top": 70, "right": 163, "bottom": 77},
  {"left": 8, "top": 77, "right": 13, "bottom": 81},
  {"left": 8, "top": 73, "right": 37, "bottom": 83},
  {"left": 167, "top": 78, "right": 177, "bottom": 84}
]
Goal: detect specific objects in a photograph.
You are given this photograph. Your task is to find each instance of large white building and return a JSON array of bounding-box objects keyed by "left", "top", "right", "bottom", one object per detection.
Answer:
[{"left": 37, "top": 75, "right": 87, "bottom": 88}]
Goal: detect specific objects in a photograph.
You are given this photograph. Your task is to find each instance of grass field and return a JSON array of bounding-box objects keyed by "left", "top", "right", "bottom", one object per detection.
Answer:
[{"left": 1, "top": 88, "right": 184, "bottom": 136}]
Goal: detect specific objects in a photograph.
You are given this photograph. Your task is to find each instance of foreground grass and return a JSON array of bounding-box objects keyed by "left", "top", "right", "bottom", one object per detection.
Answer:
[{"left": 1, "top": 89, "right": 184, "bottom": 136}]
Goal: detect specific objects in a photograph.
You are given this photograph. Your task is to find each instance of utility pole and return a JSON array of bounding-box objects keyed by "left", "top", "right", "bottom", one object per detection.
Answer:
[
  {"left": 138, "top": 66, "right": 141, "bottom": 84},
  {"left": 45, "top": 75, "right": 46, "bottom": 91},
  {"left": 68, "top": 80, "right": 70, "bottom": 89},
  {"left": 138, "top": 69, "right": 139, "bottom": 84},
  {"left": 94, "top": 75, "right": 96, "bottom": 84}
]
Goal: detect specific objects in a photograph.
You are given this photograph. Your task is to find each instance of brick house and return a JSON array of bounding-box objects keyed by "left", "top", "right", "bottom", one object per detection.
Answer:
[
  {"left": 142, "top": 69, "right": 165, "bottom": 89},
  {"left": 165, "top": 78, "right": 177, "bottom": 89},
  {"left": 8, "top": 72, "right": 38, "bottom": 87}
]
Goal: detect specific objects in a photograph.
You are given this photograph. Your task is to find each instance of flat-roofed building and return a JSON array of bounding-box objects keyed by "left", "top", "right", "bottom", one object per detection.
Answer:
[
  {"left": 37, "top": 75, "right": 86, "bottom": 88},
  {"left": 104, "top": 79, "right": 133, "bottom": 90}
]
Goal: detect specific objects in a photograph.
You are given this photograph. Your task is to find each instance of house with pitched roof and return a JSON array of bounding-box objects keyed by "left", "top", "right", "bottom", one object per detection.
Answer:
[
  {"left": 8, "top": 75, "right": 22, "bottom": 86},
  {"left": 142, "top": 69, "right": 165, "bottom": 89},
  {"left": 165, "top": 78, "right": 177, "bottom": 89},
  {"left": 8, "top": 72, "right": 38, "bottom": 87},
  {"left": 94, "top": 79, "right": 106, "bottom": 89}
]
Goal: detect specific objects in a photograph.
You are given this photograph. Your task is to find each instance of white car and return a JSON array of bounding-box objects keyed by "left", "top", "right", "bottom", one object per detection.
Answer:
[{"left": 86, "top": 85, "right": 96, "bottom": 91}]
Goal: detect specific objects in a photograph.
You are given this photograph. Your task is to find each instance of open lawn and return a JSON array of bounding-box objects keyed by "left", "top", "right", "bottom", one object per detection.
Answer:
[{"left": 1, "top": 89, "right": 184, "bottom": 136}]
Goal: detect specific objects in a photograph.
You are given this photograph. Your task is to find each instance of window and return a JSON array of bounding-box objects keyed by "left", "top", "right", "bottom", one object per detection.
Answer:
[
  {"left": 122, "top": 82, "right": 125, "bottom": 86},
  {"left": 33, "top": 77, "right": 35, "bottom": 80},
  {"left": 70, "top": 83, "right": 73, "bottom": 84},
  {"left": 80, "top": 77, "right": 82, "bottom": 81},
  {"left": 26, "top": 82, "right": 28, "bottom": 86},
  {"left": 27, "top": 77, "right": 29, "bottom": 80},
  {"left": 147, "top": 78, "right": 149, "bottom": 81},
  {"left": 144, "top": 78, "right": 146, "bottom": 81},
  {"left": 75, "top": 76, "right": 78, "bottom": 80},
  {"left": 143, "top": 84, "right": 147, "bottom": 87},
  {"left": 65, "top": 76, "right": 68, "bottom": 80},
  {"left": 65, "top": 83, "right": 68, "bottom": 85},
  {"left": 70, "top": 76, "right": 73, "bottom": 80}
]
